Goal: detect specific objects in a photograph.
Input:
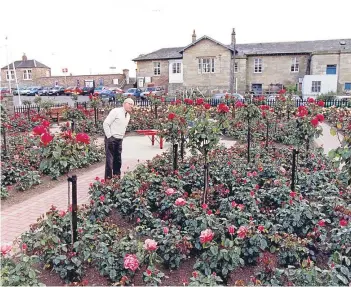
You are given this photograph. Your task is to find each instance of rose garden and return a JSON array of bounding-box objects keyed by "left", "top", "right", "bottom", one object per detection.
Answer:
[{"left": 0, "top": 92, "right": 350, "bottom": 286}]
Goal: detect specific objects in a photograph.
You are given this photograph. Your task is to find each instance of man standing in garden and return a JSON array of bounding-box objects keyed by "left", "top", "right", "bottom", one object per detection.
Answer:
[{"left": 103, "top": 98, "right": 134, "bottom": 180}]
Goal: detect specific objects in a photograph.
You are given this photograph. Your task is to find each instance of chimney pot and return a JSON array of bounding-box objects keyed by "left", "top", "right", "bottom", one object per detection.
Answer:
[
  {"left": 22, "top": 53, "right": 27, "bottom": 61},
  {"left": 192, "top": 29, "right": 196, "bottom": 43}
]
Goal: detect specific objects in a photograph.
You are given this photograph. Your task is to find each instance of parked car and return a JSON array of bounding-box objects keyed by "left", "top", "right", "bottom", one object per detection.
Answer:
[
  {"left": 48, "top": 86, "right": 65, "bottom": 96},
  {"left": 108, "top": 87, "right": 124, "bottom": 94},
  {"left": 140, "top": 86, "right": 165, "bottom": 99},
  {"left": 123, "top": 88, "right": 142, "bottom": 98},
  {"left": 12, "top": 87, "right": 25, "bottom": 95},
  {"left": 64, "top": 86, "right": 83, "bottom": 95},
  {"left": 0, "top": 87, "right": 10, "bottom": 95},
  {"left": 93, "top": 86, "right": 107, "bottom": 96},
  {"left": 21, "top": 87, "right": 32, "bottom": 95},
  {"left": 28, "top": 86, "right": 44, "bottom": 96},
  {"left": 211, "top": 92, "right": 244, "bottom": 101},
  {"left": 81, "top": 86, "right": 94, "bottom": 95},
  {"left": 40, "top": 87, "right": 51, "bottom": 96},
  {"left": 100, "top": 89, "right": 116, "bottom": 102}
]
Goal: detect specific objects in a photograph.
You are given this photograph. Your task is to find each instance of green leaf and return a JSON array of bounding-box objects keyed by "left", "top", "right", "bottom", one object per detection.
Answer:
[
  {"left": 210, "top": 245, "right": 218, "bottom": 255},
  {"left": 337, "top": 274, "right": 348, "bottom": 284}
]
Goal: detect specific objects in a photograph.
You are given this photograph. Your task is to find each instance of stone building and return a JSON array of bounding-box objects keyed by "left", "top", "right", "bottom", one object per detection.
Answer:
[
  {"left": 1, "top": 53, "right": 51, "bottom": 87},
  {"left": 1, "top": 54, "right": 131, "bottom": 89},
  {"left": 132, "top": 30, "right": 351, "bottom": 96}
]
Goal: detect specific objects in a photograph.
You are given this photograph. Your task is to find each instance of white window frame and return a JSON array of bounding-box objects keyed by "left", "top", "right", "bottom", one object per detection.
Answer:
[
  {"left": 153, "top": 62, "right": 161, "bottom": 75},
  {"left": 254, "top": 58, "right": 262, "bottom": 73},
  {"left": 291, "top": 57, "right": 299, "bottom": 72},
  {"left": 6, "top": 70, "right": 15, "bottom": 81},
  {"left": 172, "top": 62, "right": 181, "bottom": 74},
  {"left": 198, "top": 58, "right": 215, "bottom": 74},
  {"left": 311, "top": 81, "right": 321, "bottom": 93},
  {"left": 23, "top": 69, "right": 32, "bottom": 80},
  {"left": 234, "top": 62, "right": 239, "bottom": 73}
]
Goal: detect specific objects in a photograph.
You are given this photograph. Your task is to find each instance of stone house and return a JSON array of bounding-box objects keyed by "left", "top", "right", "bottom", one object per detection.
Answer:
[
  {"left": 1, "top": 53, "right": 51, "bottom": 87},
  {"left": 132, "top": 30, "right": 351, "bottom": 95},
  {"left": 1, "top": 54, "right": 132, "bottom": 89}
]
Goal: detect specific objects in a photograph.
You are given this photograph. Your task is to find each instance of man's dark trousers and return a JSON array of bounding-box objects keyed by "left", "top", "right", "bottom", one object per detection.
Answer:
[{"left": 105, "top": 136, "right": 123, "bottom": 180}]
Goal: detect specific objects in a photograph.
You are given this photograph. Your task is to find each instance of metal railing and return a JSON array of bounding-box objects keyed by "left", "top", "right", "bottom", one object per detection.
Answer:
[{"left": 13, "top": 103, "right": 69, "bottom": 114}]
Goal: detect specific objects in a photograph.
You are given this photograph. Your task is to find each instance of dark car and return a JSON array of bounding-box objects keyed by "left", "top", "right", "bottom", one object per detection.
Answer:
[
  {"left": 48, "top": 86, "right": 65, "bottom": 96},
  {"left": 82, "top": 86, "right": 94, "bottom": 95}
]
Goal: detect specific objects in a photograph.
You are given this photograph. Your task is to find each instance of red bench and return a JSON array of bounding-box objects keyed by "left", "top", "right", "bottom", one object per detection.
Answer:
[{"left": 136, "top": 130, "right": 164, "bottom": 149}]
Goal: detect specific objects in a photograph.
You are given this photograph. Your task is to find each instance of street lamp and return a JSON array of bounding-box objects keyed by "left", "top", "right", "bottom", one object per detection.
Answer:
[{"left": 135, "top": 68, "right": 138, "bottom": 88}]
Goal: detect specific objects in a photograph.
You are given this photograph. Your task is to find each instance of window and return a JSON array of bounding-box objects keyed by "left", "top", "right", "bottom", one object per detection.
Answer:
[
  {"left": 234, "top": 62, "right": 238, "bottom": 73},
  {"left": 153, "top": 62, "right": 160, "bottom": 75},
  {"left": 172, "top": 62, "right": 181, "bottom": 74},
  {"left": 254, "top": 58, "right": 262, "bottom": 73},
  {"left": 311, "top": 81, "right": 321, "bottom": 93},
  {"left": 345, "top": 83, "right": 351, "bottom": 90},
  {"left": 291, "top": 57, "right": 299, "bottom": 72},
  {"left": 326, "top": 65, "right": 337, "bottom": 75},
  {"left": 198, "top": 58, "right": 215, "bottom": 74},
  {"left": 6, "top": 70, "right": 15, "bottom": 81},
  {"left": 23, "top": 69, "right": 32, "bottom": 80}
]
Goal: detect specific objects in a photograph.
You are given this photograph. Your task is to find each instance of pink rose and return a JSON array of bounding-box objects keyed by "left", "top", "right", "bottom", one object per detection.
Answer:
[
  {"left": 124, "top": 254, "right": 139, "bottom": 271},
  {"left": 165, "top": 188, "right": 176, "bottom": 196},
  {"left": 58, "top": 210, "right": 66, "bottom": 217},
  {"left": 1, "top": 244, "right": 12, "bottom": 256},
  {"left": 175, "top": 198, "right": 186, "bottom": 206},
  {"left": 228, "top": 225, "right": 236, "bottom": 235},
  {"left": 237, "top": 226, "right": 249, "bottom": 239},
  {"left": 163, "top": 227, "right": 169, "bottom": 234},
  {"left": 200, "top": 229, "right": 214, "bottom": 244},
  {"left": 144, "top": 239, "right": 158, "bottom": 251}
]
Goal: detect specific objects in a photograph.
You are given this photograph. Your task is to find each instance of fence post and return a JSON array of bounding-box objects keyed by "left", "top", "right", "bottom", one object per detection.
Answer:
[
  {"left": 71, "top": 120, "right": 75, "bottom": 133},
  {"left": 180, "top": 133, "right": 185, "bottom": 161},
  {"left": 94, "top": 107, "right": 97, "bottom": 127},
  {"left": 291, "top": 149, "right": 298, "bottom": 191},
  {"left": 265, "top": 120, "right": 269, "bottom": 149},
  {"left": 173, "top": 143, "right": 178, "bottom": 171},
  {"left": 2, "top": 127, "right": 7, "bottom": 156},
  {"left": 247, "top": 117, "right": 251, "bottom": 163},
  {"left": 67, "top": 175, "right": 78, "bottom": 244},
  {"left": 27, "top": 106, "right": 30, "bottom": 120}
]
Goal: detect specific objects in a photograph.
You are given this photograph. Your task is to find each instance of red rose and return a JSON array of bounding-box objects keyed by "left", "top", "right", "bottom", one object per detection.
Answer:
[
  {"left": 41, "top": 132, "right": 54, "bottom": 146},
  {"left": 340, "top": 219, "right": 348, "bottom": 227},
  {"left": 258, "top": 225, "right": 265, "bottom": 232},
  {"left": 307, "top": 97, "right": 315, "bottom": 103},
  {"left": 318, "top": 220, "right": 326, "bottom": 227},
  {"left": 200, "top": 229, "right": 214, "bottom": 244},
  {"left": 204, "top": 103, "right": 211, "bottom": 110},
  {"left": 316, "top": 114, "right": 324, "bottom": 122},
  {"left": 33, "top": 125, "right": 47, "bottom": 135},
  {"left": 99, "top": 195, "right": 105, "bottom": 202},
  {"left": 317, "top": 101, "right": 324, "bottom": 107},
  {"left": 76, "top": 133, "right": 90, "bottom": 144},
  {"left": 218, "top": 103, "right": 229, "bottom": 113},
  {"left": 196, "top": 98, "right": 204, "bottom": 105},
  {"left": 311, "top": 117, "right": 319, "bottom": 127},
  {"left": 235, "top": 101, "right": 244, "bottom": 108},
  {"left": 168, "top": 113, "right": 176, "bottom": 120}
]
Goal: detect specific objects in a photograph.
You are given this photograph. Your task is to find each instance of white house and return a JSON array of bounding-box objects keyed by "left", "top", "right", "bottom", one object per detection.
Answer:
[{"left": 302, "top": 75, "right": 338, "bottom": 98}]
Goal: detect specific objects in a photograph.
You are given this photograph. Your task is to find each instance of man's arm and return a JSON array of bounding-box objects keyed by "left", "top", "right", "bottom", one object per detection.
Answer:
[{"left": 103, "top": 109, "right": 119, "bottom": 138}]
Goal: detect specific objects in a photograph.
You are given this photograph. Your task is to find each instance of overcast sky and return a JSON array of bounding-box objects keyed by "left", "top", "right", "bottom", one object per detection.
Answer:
[{"left": 0, "top": 0, "right": 350, "bottom": 77}]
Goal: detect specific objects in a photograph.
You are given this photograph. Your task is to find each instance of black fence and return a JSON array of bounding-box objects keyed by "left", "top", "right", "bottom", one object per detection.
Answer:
[
  {"left": 13, "top": 103, "right": 69, "bottom": 114},
  {"left": 77, "top": 98, "right": 351, "bottom": 109}
]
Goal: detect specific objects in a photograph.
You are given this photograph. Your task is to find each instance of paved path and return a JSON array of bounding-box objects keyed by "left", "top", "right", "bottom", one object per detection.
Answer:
[{"left": 314, "top": 122, "right": 343, "bottom": 155}]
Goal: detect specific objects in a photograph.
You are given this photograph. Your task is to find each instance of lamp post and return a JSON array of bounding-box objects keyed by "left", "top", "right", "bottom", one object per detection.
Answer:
[{"left": 135, "top": 68, "right": 138, "bottom": 88}]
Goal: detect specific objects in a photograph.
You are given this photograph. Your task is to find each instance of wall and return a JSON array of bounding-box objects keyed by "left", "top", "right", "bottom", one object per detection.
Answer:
[
  {"left": 302, "top": 75, "right": 338, "bottom": 97},
  {"left": 246, "top": 54, "right": 309, "bottom": 92},
  {"left": 136, "top": 60, "right": 169, "bottom": 88},
  {"left": 182, "top": 38, "right": 231, "bottom": 90}
]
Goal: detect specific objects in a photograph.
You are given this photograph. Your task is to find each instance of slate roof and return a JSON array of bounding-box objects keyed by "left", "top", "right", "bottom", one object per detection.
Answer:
[
  {"left": 1, "top": 59, "right": 50, "bottom": 70},
  {"left": 132, "top": 38, "right": 351, "bottom": 61}
]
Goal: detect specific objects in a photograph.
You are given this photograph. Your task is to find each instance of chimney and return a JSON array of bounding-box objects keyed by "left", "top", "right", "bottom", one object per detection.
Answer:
[
  {"left": 123, "top": 69, "right": 130, "bottom": 84},
  {"left": 22, "top": 53, "right": 27, "bottom": 61},
  {"left": 192, "top": 29, "right": 196, "bottom": 43},
  {"left": 231, "top": 28, "right": 236, "bottom": 47}
]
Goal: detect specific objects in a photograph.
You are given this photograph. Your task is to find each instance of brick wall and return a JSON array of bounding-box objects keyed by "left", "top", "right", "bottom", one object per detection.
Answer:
[
  {"left": 246, "top": 54, "right": 309, "bottom": 91},
  {"left": 36, "top": 73, "right": 125, "bottom": 87}
]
